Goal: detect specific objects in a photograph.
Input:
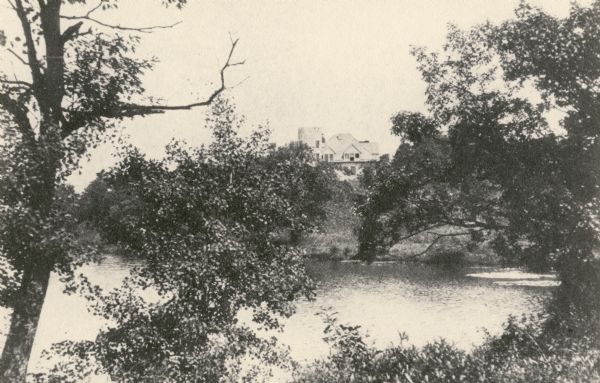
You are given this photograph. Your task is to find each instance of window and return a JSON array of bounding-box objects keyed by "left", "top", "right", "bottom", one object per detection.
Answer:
[
  {"left": 322, "top": 136, "right": 325, "bottom": 143},
  {"left": 329, "top": 154, "right": 333, "bottom": 161},
  {"left": 355, "top": 153, "right": 360, "bottom": 159},
  {"left": 315, "top": 140, "right": 320, "bottom": 148}
]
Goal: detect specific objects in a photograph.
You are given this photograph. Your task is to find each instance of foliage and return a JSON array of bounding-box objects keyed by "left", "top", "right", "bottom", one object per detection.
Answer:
[
  {"left": 251, "top": 141, "right": 336, "bottom": 242},
  {"left": 293, "top": 313, "right": 600, "bottom": 383},
  {"left": 299, "top": 179, "right": 361, "bottom": 258},
  {"left": 79, "top": 132, "right": 338, "bottom": 249},
  {"left": 357, "top": 1, "right": 600, "bottom": 333},
  {"left": 36, "top": 99, "right": 316, "bottom": 382},
  {"left": 0, "top": 0, "right": 242, "bottom": 379},
  {"left": 76, "top": 172, "right": 145, "bottom": 251}
]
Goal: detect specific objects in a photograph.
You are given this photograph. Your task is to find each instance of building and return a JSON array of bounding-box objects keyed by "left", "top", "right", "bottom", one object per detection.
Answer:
[{"left": 297, "top": 127, "right": 380, "bottom": 174}]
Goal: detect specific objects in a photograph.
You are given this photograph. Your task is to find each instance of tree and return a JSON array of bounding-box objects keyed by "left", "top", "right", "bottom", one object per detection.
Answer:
[
  {"left": 358, "top": 1, "right": 600, "bottom": 332},
  {"left": 78, "top": 140, "right": 338, "bottom": 250},
  {"left": 77, "top": 165, "right": 155, "bottom": 252},
  {"left": 44, "top": 99, "right": 315, "bottom": 382},
  {"left": 0, "top": 1, "right": 243, "bottom": 380},
  {"left": 260, "top": 141, "right": 338, "bottom": 243}
]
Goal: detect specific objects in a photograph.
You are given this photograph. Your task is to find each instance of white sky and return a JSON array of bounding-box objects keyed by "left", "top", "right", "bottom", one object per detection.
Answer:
[{"left": 0, "top": 0, "right": 586, "bottom": 191}]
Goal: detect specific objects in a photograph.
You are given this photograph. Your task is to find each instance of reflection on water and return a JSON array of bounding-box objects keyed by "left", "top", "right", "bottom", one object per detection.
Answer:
[{"left": 0, "top": 256, "right": 553, "bottom": 377}]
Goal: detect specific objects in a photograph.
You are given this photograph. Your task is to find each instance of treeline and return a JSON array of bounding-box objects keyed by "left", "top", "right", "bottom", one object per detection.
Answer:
[{"left": 76, "top": 119, "right": 338, "bottom": 252}]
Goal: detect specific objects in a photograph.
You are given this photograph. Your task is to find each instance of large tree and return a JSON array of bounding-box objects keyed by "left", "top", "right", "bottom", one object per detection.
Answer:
[
  {"left": 0, "top": 1, "right": 243, "bottom": 380},
  {"left": 358, "top": 1, "right": 600, "bottom": 332}
]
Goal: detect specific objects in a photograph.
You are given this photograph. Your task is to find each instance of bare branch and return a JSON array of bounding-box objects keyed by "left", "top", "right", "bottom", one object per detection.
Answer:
[
  {"left": 6, "top": 48, "right": 29, "bottom": 66},
  {"left": 0, "top": 79, "right": 32, "bottom": 88},
  {"left": 61, "top": 38, "right": 245, "bottom": 137},
  {"left": 119, "top": 38, "right": 245, "bottom": 113},
  {"left": 84, "top": 1, "right": 103, "bottom": 17},
  {"left": 401, "top": 229, "right": 477, "bottom": 260},
  {"left": 229, "top": 75, "right": 250, "bottom": 90},
  {"left": 414, "top": 231, "right": 473, "bottom": 257},
  {"left": 393, "top": 223, "right": 446, "bottom": 242},
  {"left": 59, "top": 14, "right": 182, "bottom": 33}
]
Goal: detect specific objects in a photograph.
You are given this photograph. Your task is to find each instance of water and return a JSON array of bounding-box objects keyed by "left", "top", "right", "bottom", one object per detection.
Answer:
[
  {"left": 280, "top": 261, "right": 553, "bottom": 361},
  {"left": 0, "top": 256, "right": 555, "bottom": 378}
]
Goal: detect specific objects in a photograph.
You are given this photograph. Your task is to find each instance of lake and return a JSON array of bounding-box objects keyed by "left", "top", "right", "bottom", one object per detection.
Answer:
[{"left": 0, "top": 256, "right": 556, "bottom": 379}]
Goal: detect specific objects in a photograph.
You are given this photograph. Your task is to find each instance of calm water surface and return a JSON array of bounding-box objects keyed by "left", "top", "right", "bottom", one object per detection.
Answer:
[
  {"left": 281, "top": 260, "right": 554, "bottom": 360},
  {"left": 0, "top": 256, "right": 555, "bottom": 378}
]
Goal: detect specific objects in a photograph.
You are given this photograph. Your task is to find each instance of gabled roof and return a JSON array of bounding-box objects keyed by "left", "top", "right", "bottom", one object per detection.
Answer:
[
  {"left": 326, "top": 133, "right": 359, "bottom": 154},
  {"left": 341, "top": 143, "right": 364, "bottom": 154},
  {"left": 360, "top": 142, "right": 379, "bottom": 154}
]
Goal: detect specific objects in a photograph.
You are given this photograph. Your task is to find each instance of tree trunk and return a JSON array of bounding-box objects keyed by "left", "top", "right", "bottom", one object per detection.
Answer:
[{"left": 0, "top": 266, "right": 51, "bottom": 382}]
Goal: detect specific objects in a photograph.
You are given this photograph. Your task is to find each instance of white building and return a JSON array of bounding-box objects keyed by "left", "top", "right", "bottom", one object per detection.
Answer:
[{"left": 298, "top": 127, "right": 380, "bottom": 174}]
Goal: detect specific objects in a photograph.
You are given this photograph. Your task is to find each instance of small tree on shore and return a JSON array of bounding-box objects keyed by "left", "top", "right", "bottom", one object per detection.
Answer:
[
  {"left": 260, "top": 142, "right": 338, "bottom": 243},
  {"left": 44, "top": 99, "right": 315, "bottom": 382}
]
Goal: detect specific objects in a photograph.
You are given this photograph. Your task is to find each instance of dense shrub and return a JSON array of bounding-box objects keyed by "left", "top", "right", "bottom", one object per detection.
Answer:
[{"left": 293, "top": 313, "right": 600, "bottom": 383}]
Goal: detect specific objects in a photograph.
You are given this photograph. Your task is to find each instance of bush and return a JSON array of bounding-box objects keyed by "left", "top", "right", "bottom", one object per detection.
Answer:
[
  {"left": 424, "top": 250, "right": 466, "bottom": 266},
  {"left": 328, "top": 246, "right": 340, "bottom": 257},
  {"left": 342, "top": 247, "right": 352, "bottom": 258},
  {"left": 293, "top": 313, "right": 600, "bottom": 383}
]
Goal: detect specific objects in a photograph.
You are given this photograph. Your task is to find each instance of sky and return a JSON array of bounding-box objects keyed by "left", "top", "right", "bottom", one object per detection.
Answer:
[{"left": 0, "top": 0, "right": 587, "bottom": 191}]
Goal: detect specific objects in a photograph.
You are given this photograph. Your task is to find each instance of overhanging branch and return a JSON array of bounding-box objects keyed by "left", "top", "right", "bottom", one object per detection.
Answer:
[
  {"left": 119, "top": 38, "right": 244, "bottom": 113},
  {"left": 60, "top": 13, "right": 182, "bottom": 33},
  {"left": 402, "top": 229, "right": 481, "bottom": 260},
  {"left": 0, "top": 79, "right": 32, "bottom": 88},
  {"left": 61, "top": 38, "right": 245, "bottom": 137}
]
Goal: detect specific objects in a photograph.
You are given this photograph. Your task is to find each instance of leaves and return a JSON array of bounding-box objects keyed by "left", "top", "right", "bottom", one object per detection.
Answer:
[
  {"left": 357, "top": 1, "right": 600, "bottom": 329},
  {"left": 56, "top": 99, "right": 321, "bottom": 381},
  {"left": 294, "top": 313, "right": 600, "bottom": 383}
]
